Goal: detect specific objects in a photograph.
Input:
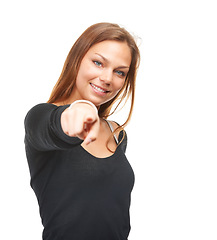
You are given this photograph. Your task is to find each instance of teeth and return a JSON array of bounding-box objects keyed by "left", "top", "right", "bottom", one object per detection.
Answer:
[{"left": 91, "top": 83, "right": 107, "bottom": 93}]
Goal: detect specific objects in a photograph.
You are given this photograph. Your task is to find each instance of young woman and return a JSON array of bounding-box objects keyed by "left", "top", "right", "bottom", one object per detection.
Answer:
[{"left": 24, "top": 22, "right": 140, "bottom": 240}]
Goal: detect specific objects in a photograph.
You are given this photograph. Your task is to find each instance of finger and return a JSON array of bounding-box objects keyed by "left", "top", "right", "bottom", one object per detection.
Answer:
[
  {"left": 83, "top": 120, "right": 100, "bottom": 145},
  {"left": 84, "top": 115, "right": 95, "bottom": 123},
  {"left": 67, "top": 115, "right": 85, "bottom": 138},
  {"left": 75, "top": 120, "right": 93, "bottom": 140}
]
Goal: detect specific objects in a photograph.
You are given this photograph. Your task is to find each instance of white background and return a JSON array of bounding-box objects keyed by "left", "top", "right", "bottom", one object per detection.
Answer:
[{"left": 0, "top": 0, "right": 217, "bottom": 239}]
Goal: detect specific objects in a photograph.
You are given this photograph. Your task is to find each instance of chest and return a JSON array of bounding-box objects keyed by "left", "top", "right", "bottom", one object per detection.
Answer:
[
  {"left": 53, "top": 146, "right": 135, "bottom": 193},
  {"left": 81, "top": 121, "right": 117, "bottom": 158}
]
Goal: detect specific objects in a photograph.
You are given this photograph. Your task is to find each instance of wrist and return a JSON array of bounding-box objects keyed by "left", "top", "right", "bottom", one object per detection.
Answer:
[{"left": 69, "top": 100, "right": 98, "bottom": 115}]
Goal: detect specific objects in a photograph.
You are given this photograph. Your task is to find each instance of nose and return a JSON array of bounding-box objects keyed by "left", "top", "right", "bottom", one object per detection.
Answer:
[{"left": 99, "top": 69, "right": 113, "bottom": 85}]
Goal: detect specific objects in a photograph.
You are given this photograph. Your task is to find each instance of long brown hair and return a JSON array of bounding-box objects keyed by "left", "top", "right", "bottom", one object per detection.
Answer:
[{"left": 48, "top": 22, "right": 140, "bottom": 145}]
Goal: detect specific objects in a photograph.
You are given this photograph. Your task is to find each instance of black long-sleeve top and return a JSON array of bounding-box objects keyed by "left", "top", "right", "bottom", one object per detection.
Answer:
[{"left": 24, "top": 103, "right": 135, "bottom": 240}]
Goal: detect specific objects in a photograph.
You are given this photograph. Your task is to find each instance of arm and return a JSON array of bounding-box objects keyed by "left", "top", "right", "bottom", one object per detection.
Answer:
[
  {"left": 24, "top": 102, "right": 100, "bottom": 151},
  {"left": 24, "top": 103, "right": 83, "bottom": 151}
]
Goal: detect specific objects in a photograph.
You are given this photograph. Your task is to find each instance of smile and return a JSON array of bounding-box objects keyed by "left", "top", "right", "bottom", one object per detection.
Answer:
[{"left": 90, "top": 83, "right": 109, "bottom": 93}]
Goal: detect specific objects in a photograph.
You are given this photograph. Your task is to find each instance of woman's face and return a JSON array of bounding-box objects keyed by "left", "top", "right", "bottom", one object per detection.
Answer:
[{"left": 71, "top": 40, "right": 132, "bottom": 106}]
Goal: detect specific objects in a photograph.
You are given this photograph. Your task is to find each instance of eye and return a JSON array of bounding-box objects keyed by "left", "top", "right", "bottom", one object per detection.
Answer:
[
  {"left": 93, "top": 60, "right": 102, "bottom": 67},
  {"left": 115, "top": 70, "right": 126, "bottom": 77}
]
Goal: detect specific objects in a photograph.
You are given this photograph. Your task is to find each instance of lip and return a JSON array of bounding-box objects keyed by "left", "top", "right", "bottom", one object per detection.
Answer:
[{"left": 90, "top": 83, "right": 110, "bottom": 96}]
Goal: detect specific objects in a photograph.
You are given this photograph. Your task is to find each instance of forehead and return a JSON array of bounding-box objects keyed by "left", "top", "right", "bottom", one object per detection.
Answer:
[{"left": 86, "top": 40, "right": 132, "bottom": 67}]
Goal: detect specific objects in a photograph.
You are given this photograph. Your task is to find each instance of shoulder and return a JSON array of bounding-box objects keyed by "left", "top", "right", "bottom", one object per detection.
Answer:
[
  {"left": 107, "top": 120, "right": 127, "bottom": 149},
  {"left": 25, "top": 103, "right": 55, "bottom": 121},
  {"left": 24, "top": 103, "right": 70, "bottom": 127},
  {"left": 27, "top": 103, "right": 57, "bottom": 113},
  {"left": 107, "top": 119, "right": 127, "bottom": 132},
  {"left": 107, "top": 120, "right": 126, "bottom": 134},
  {"left": 25, "top": 103, "right": 70, "bottom": 117},
  {"left": 109, "top": 121, "right": 119, "bottom": 131}
]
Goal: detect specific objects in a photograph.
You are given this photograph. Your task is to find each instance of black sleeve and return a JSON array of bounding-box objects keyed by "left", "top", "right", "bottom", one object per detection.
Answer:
[{"left": 24, "top": 103, "right": 83, "bottom": 151}]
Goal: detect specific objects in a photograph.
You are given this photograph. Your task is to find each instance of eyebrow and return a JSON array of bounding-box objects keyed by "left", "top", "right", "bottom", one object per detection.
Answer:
[{"left": 95, "top": 53, "right": 130, "bottom": 69}]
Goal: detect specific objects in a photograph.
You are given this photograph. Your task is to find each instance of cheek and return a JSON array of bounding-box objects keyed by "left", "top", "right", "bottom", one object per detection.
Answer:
[
  {"left": 113, "top": 79, "right": 125, "bottom": 92},
  {"left": 76, "top": 69, "right": 92, "bottom": 88},
  {"left": 77, "top": 62, "right": 98, "bottom": 83}
]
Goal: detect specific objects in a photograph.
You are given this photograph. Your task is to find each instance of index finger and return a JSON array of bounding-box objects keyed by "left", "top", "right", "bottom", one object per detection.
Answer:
[{"left": 83, "top": 119, "right": 100, "bottom": 145}]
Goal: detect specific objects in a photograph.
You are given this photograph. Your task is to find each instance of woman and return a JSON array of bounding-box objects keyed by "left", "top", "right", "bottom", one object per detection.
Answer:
[{"left": 24, "top": 22, "right": 140, "bottom": 240}]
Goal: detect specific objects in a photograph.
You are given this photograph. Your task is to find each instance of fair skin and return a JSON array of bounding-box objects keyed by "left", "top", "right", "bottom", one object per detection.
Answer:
[{"left": 60, "top": 40, "right": 132, "bottom": 157}]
